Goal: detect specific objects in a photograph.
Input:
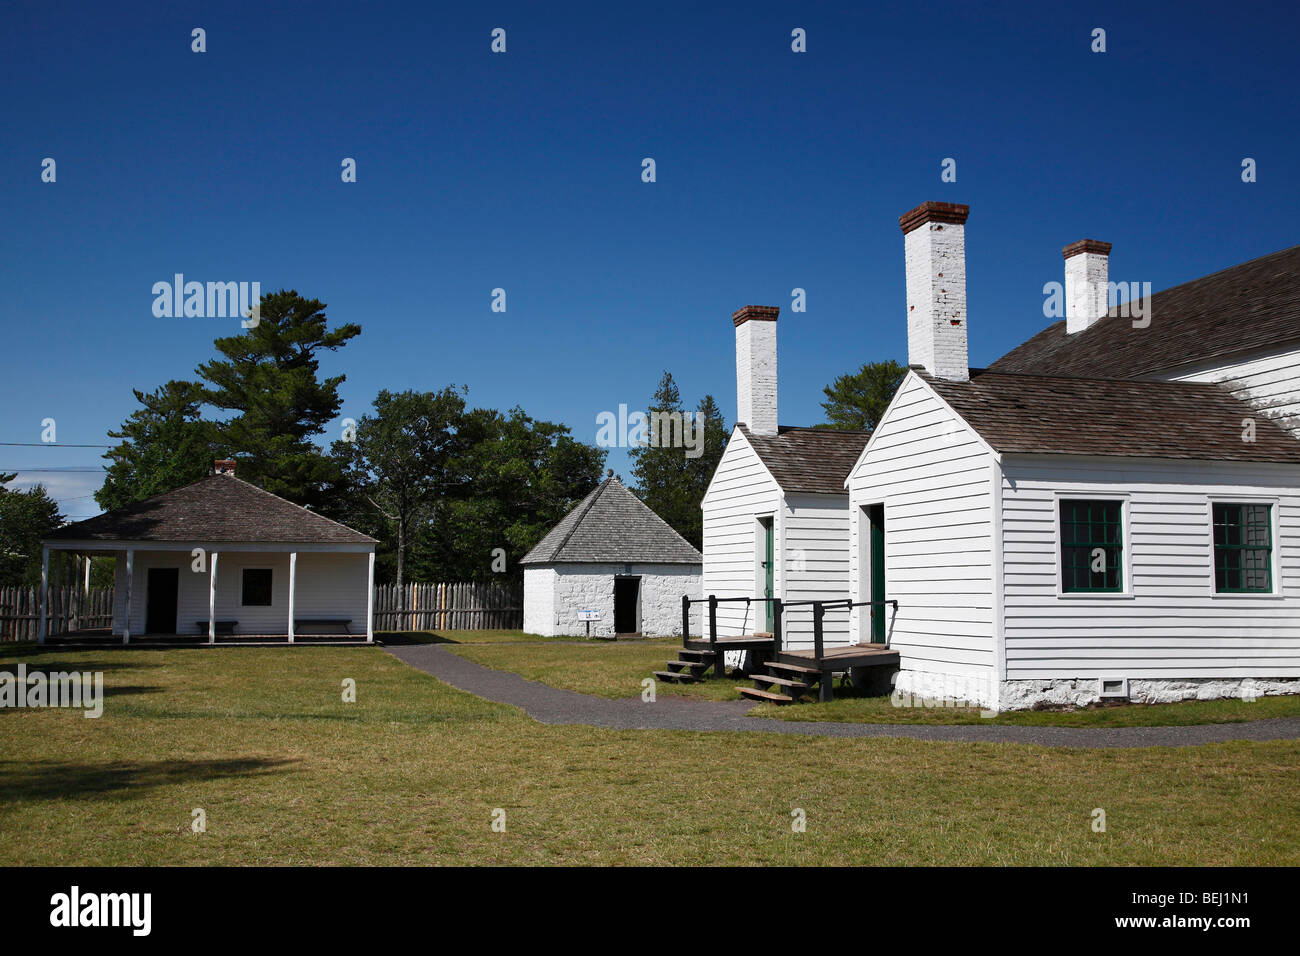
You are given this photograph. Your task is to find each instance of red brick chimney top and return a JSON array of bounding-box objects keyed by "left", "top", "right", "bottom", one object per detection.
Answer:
[
  {"left": 1062, "top": 239, "right": 1112, "bottom": 259},
  {"left": 732, "top": 305, "right": 780, "bottom": 327},
  {"left": 899, "top": 201, "right": 970, "bottom": 235}
]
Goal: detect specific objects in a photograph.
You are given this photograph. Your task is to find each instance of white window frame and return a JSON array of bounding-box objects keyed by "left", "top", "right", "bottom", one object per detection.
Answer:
[
  {"left": 1052, "top": 492, "right": 1133, "bottom": 599},
  {"left": 1205, "top": 495, "right": 1282, "bottom": 599}
]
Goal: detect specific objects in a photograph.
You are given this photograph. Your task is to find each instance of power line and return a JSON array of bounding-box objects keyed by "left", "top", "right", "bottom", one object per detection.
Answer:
[{"left": 0, "top": 442, "right": 113, "bottom": 448}]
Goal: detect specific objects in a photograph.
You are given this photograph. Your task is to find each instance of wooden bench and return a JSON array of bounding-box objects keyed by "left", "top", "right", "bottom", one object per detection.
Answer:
[
  {"left": 294, "top": 618, "right": 352, "bottom": 635},
  {"left": 196, "top": 620, "right": 238, "bottom": 635}
]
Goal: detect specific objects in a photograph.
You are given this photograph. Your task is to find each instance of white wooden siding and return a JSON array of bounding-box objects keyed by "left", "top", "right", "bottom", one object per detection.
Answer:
[
  {"left": 701, "top": 428, "right": 782, "bottom": 639},
  {"left": 1165, "top": 343, "right": 1300, "bottom": 438},
  {"left": 847, "top": 374, "right": 997, "bottom": 679},
  {"left": 114, "top": 548, "right": 370, "bottom": 635},
  {"left": 780, "top": 492, "right": 853, "bottom": 648},
  {"left": 1000, "top": 456, "right": 1300, "bottom": 679}
]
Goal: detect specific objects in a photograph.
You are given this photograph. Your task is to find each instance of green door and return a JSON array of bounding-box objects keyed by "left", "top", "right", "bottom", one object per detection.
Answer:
[
  {"left": 760, "top": 517, "right": 774, "bottom": 631},
  {"left": 868, "top": 504, "right": 886, "bottom": 643}
]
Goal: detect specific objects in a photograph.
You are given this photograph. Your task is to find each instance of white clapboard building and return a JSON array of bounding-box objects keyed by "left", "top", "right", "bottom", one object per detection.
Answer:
[
  {"left": 40, "top": 459, "right": 377, "bottom": 643},
  {"left": 700, "top": 305, "right": 870, "bottom": 652},
  {"left": 521, "top": 475, "right": 702, "bottom": 638},
  {"left": 845, "top": 201, "right": 1300, "bottom": 709}
]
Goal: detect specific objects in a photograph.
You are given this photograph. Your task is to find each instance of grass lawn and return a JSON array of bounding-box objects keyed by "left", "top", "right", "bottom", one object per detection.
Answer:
[
  {"left": 445, "top": 634, "right": 1300, "bottom": 727},
  {"left": 3, "top": 642, "right": 1299, "bottom": 865}
]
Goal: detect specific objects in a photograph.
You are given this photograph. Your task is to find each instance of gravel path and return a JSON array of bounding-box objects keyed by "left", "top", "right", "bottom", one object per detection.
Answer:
[{"left": 386, "top": 643, "right": 1300, "bottom": 749}]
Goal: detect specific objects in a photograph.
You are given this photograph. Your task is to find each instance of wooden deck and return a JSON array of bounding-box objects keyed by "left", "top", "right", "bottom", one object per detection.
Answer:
[{"left": 780, "top": 643, "right": 900, "bottom": 669}]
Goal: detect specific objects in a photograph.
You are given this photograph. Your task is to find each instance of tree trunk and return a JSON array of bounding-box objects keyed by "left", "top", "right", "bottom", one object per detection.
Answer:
[{"left": 396, "top": 519, "right": 406, "bottom": 591}]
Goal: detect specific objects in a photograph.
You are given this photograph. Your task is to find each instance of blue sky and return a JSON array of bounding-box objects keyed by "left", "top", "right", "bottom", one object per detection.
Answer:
[{"left": 2, "top": 0, "right": 1297, "bottom": 519}]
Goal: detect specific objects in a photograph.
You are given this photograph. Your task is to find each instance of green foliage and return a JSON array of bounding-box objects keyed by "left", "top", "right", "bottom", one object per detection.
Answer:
[
  {"left": 818, "top": 359, "right": 908, "bottom": 433},
  {"left": 333, "top": 394, "right": 606, "bottom": 585},
  {"left": 0, "top": 474, "right": 64, "bottom": 587},
  {"left": 197, "top": 290, "right": 360, "bottom": 508},
  {"left": 628, "top": 372, "right": 728, "bottom": 549},
  {"left": 96, "top": 381, "right": 213, "bottom": 512},
  {"left": 331, "top": 388, "right": 470, "bottom": 587}
]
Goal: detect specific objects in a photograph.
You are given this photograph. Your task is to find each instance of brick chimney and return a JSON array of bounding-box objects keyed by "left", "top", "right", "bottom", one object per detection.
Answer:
[
  {"left": 213, "top": 459, "right": 236, "bottom": 476},
  {"left": 733, "top": 305, "right": 779, "bottom": 436},
  {"left": 1063, "top": 239, "right": 1112, "bottom": 334},
  {"left": 900, "top": 201, "right": 970, "bottom": 382}
]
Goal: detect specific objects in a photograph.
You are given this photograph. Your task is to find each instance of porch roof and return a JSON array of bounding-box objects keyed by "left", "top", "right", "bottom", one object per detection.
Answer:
[{"left": 44, "top": 475, "right": 378, "bottom": 547}]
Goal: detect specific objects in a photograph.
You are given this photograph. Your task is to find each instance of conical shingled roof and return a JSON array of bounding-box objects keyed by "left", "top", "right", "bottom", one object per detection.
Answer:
[{"left": 519, "top": 477, "right": 702, "bottom": 565}]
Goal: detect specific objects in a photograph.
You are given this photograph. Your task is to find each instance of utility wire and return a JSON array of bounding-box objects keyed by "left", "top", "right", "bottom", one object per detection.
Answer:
[{"left": 0, "top": 442, "right": 113, "bottom": 448}]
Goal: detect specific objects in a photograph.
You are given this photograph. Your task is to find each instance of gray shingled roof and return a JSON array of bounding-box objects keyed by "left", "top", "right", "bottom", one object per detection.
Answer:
[
  {"left": 740, "top": 425, "right": 871, "bottom": 494},
  {"left": 519, "top": 477, "right": 702, "bottom": 565},
  {"left": 45, "top": 474, "right": 377, "bottom": 545},
  {"left": 990, "top": 244, "right": 1300, "bottom": 379},
  {"left": 923, "top": 370, "right": 1300, "bottom": 463}
]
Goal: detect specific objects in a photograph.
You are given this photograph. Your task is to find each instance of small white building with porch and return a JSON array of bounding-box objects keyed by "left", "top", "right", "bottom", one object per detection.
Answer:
[{"left": 39, "top": 460, "right": 378, "bottom": 644}]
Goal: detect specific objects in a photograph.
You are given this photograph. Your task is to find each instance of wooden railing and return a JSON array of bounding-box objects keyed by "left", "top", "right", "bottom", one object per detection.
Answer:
[{"left": 780, "top": 598, "right": 899, "bottom": 659}]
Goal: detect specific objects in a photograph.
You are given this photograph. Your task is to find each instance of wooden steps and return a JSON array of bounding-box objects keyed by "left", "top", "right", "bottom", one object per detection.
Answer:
[
  {"left": 766, "top": 660, "right": 820, "bottom": 677},
  {"left": 652, "top": 647, "right": 720, "bottom": 684},
  {"left": 654, "top": 670, "right": 698, "bottom": 684},
  {"left": 737, "top": 686, "right": 796, "bottom": 704},
  {"left": 751, "top": 673, "right": 811, "bottom": 693}
]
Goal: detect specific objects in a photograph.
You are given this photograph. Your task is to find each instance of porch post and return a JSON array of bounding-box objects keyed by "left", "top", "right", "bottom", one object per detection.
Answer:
[
  {"left": 287, "top": 552, "right": 297, "bottom": 644},
  {"left": 124, "top": 548, "right": 133, "bottom": 645},
  {"left": 38, "top": 546, "right": 49, "bottom": 644},
  {"left": 83, "top": 553, "right": 91, "bottom": 596},
  {"left": 208, "top": 551, "right": 218, "bottom": 644},
  {"left": 366, "top": 551, "right": 375, "bottom": 644}
]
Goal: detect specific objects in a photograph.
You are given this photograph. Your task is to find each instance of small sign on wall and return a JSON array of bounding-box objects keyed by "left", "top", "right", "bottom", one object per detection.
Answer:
[{"left": 578, "top": 609, "right": 602, "bottom": 621}]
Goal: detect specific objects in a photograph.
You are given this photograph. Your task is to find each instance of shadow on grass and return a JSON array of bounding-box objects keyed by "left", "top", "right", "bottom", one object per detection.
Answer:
[
  {"left": 0, "top": 756, "right": 299, "bottom": 802},
  {"left": 376, "top": 632, "right": 457, "bottom": 646},
  {"left": 0, "top": 654, "right": 162, "bottom": 672}
]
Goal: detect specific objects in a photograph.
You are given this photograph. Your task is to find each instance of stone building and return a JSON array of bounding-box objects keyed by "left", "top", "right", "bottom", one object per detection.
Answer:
[{"left": 521, "top": 476, "right": 702, "bottom": 638}]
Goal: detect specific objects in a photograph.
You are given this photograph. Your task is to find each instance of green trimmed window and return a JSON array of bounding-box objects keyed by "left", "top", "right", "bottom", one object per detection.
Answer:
[
  {"left": 1060, "top": 499, "right": 1123, "bottom": 593},
  {"left": 1212, "top": 503, "right": 1273, "bottom": 593}
]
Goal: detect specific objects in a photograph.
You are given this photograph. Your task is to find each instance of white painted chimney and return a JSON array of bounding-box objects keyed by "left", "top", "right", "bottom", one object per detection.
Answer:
[
  {"left": 1063, "top": 239, "right": 1112, "bottom": 334},
  {"left": 734, "top": 305, "right": 779, "bottom": 436},
  {"left": 901, "top": 201, "right": 970, "bottom": 382}
]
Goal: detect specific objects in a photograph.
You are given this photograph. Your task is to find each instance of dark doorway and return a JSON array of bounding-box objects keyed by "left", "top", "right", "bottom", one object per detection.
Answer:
[
  {"left": 613, "top": 577, "right": 640, "bottom": 634},
  {"left": 145, "top": 567, "right": 179, "bottom": 634},
  {"left": 866, "top": 504, "right": 886, "bottom": 643}
]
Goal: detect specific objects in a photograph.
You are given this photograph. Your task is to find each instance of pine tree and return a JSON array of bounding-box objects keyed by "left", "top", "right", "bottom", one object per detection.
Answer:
[
  {"left": 96, "top": 380, "right": 213, "bottom": 511},
  {"left": 197, "top": 290, "right": 360, "bottom": 507},
  {"left": 818, "top": 359, "right": 907, "bottom": 433},
  {"left": 629, "top": 372, "right": 728, "bottom": 549}
]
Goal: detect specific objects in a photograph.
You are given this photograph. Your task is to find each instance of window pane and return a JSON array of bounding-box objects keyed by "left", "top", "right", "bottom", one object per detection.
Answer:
[
  {"left": 1060, "top": 500, "right": 1123, "bottom": 593},
  {"left": 242, "top": 568, "right": 273, "bottom": 606},
  {"left": 1212, "top": 503, "right": 1271, "bottom": 593}
]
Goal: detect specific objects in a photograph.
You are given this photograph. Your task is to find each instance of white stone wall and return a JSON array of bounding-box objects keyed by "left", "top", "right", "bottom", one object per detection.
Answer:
[
  {"left": 524, "top": 563, "right": 702, "bottom": 637},
  {"left": 904, "top": 220, "right": 968, "bottom": 381},
  {"left": 997, "top": 676, "right": 1300, "bottom": 711},
  {"left": 736, "top": 319, "right": 778, "bottom": 436},
  {"left": 1064, "top": 250, "right": 1109, "bottom": 334},
  {"left": 522, "top": 566, "right": 556, "bottom": 636}
]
